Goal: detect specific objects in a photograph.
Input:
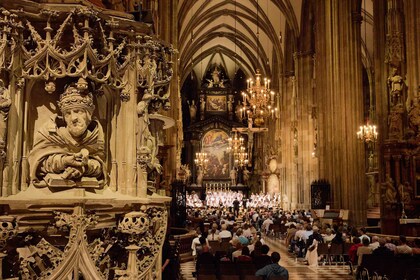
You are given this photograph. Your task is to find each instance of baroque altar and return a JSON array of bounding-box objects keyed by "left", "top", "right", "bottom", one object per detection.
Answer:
[{"left": 0, "top": 0, "right": 175, "bottom": 279}]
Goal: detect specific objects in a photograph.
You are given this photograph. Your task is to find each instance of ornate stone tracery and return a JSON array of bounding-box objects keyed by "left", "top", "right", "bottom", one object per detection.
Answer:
[{"left": 0, "top": 0, "right": 173, "bottom": 279}]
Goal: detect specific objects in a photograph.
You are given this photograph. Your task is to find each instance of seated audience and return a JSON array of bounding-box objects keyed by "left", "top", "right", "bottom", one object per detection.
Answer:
[
  {"left": 348, "top": 237, "right": 362, "bottom": 275},
  {"left": 358, "top": 227, "right": 370, "bottom": 243},
  {"left": 357, "top": 237, "right": 372, "bottom": 266},
  {"left": 207, "top": 224, "right": 220, "bottom": 241},
  {"left": 255, "top": 252, "right": 289, "bottom": 280},
  {"left": 372, "top": 237, "right": 393, "bottom": 257},
  {"left": 412, "top": 238, "right": 420, "bottom": 255},
  {"left": 322, "top": 228, "right": 335, "bottom": 243},
  {"left": 385, "top": 236, "right": 396, "bottom": 252},
  {"left": 369, "top": 235, "right": 380, "bottom": 250},
  {"left": 395, "top": 235, "right": 412, "bottom": 255},
  {"left": 219, "top": 223, "right": 232, "bottom": 239},
  {"left": 236, "top": 246, "right": 253, "bottom": 263},
  {"left": 253, "top": 244, "right": 272, "bottom": 269}
]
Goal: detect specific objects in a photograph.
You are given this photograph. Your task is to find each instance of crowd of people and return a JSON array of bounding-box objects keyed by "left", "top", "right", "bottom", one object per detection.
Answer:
[
  {"left": 183, "top": 202, "right": 420, "bottom": 279},
  {"left": 186, "top": 190, "right": 286, "bottom": 209}
]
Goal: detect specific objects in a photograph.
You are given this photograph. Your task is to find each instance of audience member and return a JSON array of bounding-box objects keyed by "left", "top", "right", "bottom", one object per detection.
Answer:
[
  {"left": 395, "top": 235, "right": 412, "bottom": 255},
  {"left": 322, "top": 227, "right": 335, "bottom": 243},
  {"left": 412, "top": 238, "right": 420, "bottom": 255},
  {"left": 372, "top": 237, "right": 393, "bottom": 257},
  {"left": 253, "top": 244, "right": 272, "bottom": 269},
  {"left": 219, "top": 223, "right": 232, "bottom": 239},
  {"left": 236, "top": 246, "right": 253, "bottom": 263},
  {"left": 358, "top": 227, "right": 370, "bottom": 243},
  {"left": 369, "top": 235, "right": 380, "bottom": 250},
  {"left": 348, "top": 237, "right": 362, "bottom": 275},
  {"left": 385, "top": 236, "right": 397, "bottom": 252},
  {"left": 255, "top": 252, "right": 289, "bottom": 279},
  {"left": 357, "top": 237, "right": 372, "bottom": 266}
]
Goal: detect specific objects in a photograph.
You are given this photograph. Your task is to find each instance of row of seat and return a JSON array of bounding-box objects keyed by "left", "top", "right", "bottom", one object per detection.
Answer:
[
  {"left": 358, "top": 255, "right": 420, "bottom": 280},
  {"left": 316, "top": 242, "right": 353, "bottom": 265}
]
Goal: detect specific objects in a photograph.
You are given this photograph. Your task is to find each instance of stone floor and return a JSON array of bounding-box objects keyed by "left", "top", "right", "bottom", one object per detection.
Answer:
[{"left": 180, "top": 235, "right": 354, "bottom": 280}]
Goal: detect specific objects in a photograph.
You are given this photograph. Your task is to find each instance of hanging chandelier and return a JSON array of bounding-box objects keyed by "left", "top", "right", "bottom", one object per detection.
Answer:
[
  {"left": 239, "top": 69, "right": 278, "bottom": 126},
  {"left": 227, "top": 132, "right": 244, "bottom": 153},
  {"left": 234, "top": 146, "right": 249, "bottom": 167},
  {"left": 194, "top": 152, "right": 208, "bottom": 170},
  {"left": 356, "top": 122, "right": 378, "bottom": 143}
]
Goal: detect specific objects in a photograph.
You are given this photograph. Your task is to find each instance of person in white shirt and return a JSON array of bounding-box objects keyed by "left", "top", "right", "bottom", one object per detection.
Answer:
[
  {"left": 219, "top": 223, "right": 232, "bottom": 239},
  {"left": 191, "top": 228, "right": 203, "bottom": 256},
  {"left": 208, "top": 224, "right": 220, "bottom": 241},
  {"left": 322, "top": 228, "right": 335, "bottom": 243},
  {"left": 261, "top": 216, "right": 273, "bottom": 235},
  {"left": 358, "top": 227, "right": 370, "bottom": 243},
  {"left": 368, "top": 235, "right": 380, "bottom": 250}
]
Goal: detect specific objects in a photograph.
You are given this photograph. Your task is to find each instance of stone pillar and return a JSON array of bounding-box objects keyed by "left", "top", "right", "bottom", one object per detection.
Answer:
[
  {"left": 158, "top": 0, "right": 179, "bottom": 183},
  {"left": 294, "top": 50, "right": 317, "bottom": 210},
  {"left": 314, "top": 0, "right": 366, "bottom": 225}
]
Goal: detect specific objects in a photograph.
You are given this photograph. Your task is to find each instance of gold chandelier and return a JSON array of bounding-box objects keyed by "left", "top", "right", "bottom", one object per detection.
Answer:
[
  {"left": 234, "top": 146, "right": 249, "bottom": 167},
  {"left": 356, "top": 122, "right": 378, "bottom": 143},
  {"left": 240, "top": 69, "right": 278, "bottom": 126},
  {"left": 227, "top": 132, "right": 244, "bottom": 153},
  {"left": 194, "top": 152, "right": 208, "bottom": 170}
]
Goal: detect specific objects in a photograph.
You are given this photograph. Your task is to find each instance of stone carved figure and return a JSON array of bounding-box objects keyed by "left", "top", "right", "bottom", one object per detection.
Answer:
[
  {"left": 387, "top": 67, "right": 405, "bottom": 106},
  {"left": 199, "top": 95, "right": 206, "bottom": 120},
  {"left": 388, "top": 109, "right": 403, "bottom": 139},
  {"left": 211, "top": 67, "right": 220, "bottom": 85},
  {"left": 267, "top": 157, "right": 280, "bottom": 194},
  {"left": 230, "top": 168, "right": 237, "bottom": 186},
  {"left": 196, "top": 167, "right": 203, "bottom": 186},
  {"left": 235, "top": 103, "right": 242, "bottom": 121},
  {"left": 187, "top": 100, "right": 197, "bottom": 122},
  {"left": 243, "top": 168, "right": 250, "bottom": 185},
  {"left": 408, "top": 96, "right": 420, "bottom": 138},
  {"left": 137, "top": 90, "right": 161, "bottom": 173},
  {"left": 381, "top": 175, "right": 397, "bottom": 204},
  {"left": 29, "top": 80, "right": 106, "bottom": 187},
  {"left": 227, "top": 95, "right": 233, "bottom": 113},
  {"left": 0, "top": 80, "right": 12, "bottom": 159}
]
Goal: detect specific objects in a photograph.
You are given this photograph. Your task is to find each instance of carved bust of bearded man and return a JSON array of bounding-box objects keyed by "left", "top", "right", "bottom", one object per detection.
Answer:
[{"left": 28, "top": 80, "right": 106, "bottom": 188}]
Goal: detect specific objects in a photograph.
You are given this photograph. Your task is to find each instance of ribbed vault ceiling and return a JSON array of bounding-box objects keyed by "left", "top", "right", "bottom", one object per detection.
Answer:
[{"left": 178, "top": 0, "right": 302, "bottom": 87}]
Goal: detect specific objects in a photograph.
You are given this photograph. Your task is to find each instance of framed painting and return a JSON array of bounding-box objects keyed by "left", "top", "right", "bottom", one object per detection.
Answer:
[
  {"left": 201, "top": 129, "right": 230, "bottom": 179},
  {"left": 206, "top": 95, "right": 227, "bottom": 112}
]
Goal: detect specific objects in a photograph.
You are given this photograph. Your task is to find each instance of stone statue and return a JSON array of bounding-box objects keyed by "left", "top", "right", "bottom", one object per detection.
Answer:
[
  {"left": 243, "top": 168, "right": 250, "bottom": 185},
  {"left": 267, "top": 157, "right": 280, "bottom": 194},
  {"left": 0, "top": 80, "right": 12, "bottom": 159},
  {"left": 211, "top": 67, "right": 220, "bottom": 85},
  {"left": 199, "top": 95, "right": 205, "bottom": 120},
  {"left": 235, "top": 103, "right": 242, "bottom": 121},
  {"left": 137, "top": 90, "right": 161, "bottom": 173},
  {"left": 29, "top": 80, "right": 106, "bottom": 188},
  {"left": 227, "top": 95, "right": 233, "bottom": 113},
  {"left": 187, "top": 100, "right": 197, "bottom": 122},
  {"left": 388, "top": 109, "right": 403, "bottom": 139},
  {"left": 196, "top": 167, "right": 203, "bottom": 186},
  {"left": 381, "top": 175, "right": 397, "bottom": 204},
  {"left": 230, "top": 168, "right": 237, "bottom": 186},
  {"left": 387, "top": 67, "right": 404, "bottom": 106},
  {"left": 206, "top": 79, "right": 214, "bottom": 88},
  {"left": 408, "top": 96, "right": 420, "bottom": 138}
]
